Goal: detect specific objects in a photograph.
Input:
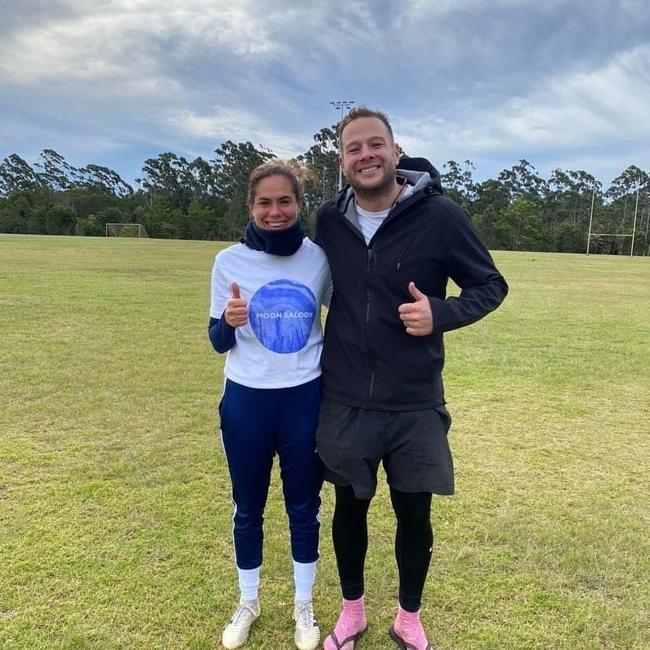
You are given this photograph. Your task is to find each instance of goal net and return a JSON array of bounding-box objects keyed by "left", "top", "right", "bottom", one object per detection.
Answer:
[{"left": 105, "top": 223, "right": 148, "bottom": 238}]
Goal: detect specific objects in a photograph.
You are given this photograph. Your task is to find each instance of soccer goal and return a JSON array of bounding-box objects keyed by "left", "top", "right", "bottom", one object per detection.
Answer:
[{"left": 105, "top": 223, "right": 148, "bottom": 238}]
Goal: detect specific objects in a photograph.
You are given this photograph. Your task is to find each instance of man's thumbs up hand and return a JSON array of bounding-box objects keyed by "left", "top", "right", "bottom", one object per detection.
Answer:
[
  {"left": 408, "top": 282, "right": 427, "bottom": 302},
  {"left": 398, "top": 281, "right": 434, "bottom": 336},
  {"left": 224, "top": 282, "right": 248, "bottom": 328}
]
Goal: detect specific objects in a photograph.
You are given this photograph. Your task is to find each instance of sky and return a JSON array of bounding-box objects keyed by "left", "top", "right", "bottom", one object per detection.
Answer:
[{"left": 1, "top": 0, "right": 649, "bottom": 189}]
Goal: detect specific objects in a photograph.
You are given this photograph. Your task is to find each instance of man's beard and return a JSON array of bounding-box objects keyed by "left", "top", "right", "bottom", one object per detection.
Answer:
[{"left": 348, "top": 168, "right": 397, "bottom": 203}]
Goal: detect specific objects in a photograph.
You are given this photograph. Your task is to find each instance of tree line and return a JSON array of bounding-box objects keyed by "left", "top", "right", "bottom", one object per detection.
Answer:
[{"left": 1, "top": 126, "right": 648, "bottom": 254}]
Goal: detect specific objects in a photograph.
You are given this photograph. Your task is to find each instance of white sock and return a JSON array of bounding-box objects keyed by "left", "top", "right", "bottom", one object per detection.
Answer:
[
  {"left": 293, "top": 560, "right": 317, "bottom": 603},
  {"left": 238, "top": 566, "right": 260, "bottom": 602}
]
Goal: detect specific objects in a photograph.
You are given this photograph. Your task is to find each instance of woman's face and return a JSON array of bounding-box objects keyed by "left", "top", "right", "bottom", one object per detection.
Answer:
[{"left": 249, "top": 174, "right": 300, "bottom": 231}]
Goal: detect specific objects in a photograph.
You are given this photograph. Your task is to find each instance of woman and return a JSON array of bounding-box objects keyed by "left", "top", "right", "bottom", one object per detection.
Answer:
[{"left": 208, "top": 161, "right": 331, "bottom": 650}]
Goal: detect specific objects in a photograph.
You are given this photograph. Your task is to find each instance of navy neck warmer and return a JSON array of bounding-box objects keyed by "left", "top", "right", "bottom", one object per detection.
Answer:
[{"left": 243, "top": 220, "right": 304, "bottom": 256}]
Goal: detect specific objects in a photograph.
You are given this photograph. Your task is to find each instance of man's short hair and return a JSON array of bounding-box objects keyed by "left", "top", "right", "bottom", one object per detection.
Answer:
[{"left": 338, "top": 106, "right": 394, "bottom": 143}]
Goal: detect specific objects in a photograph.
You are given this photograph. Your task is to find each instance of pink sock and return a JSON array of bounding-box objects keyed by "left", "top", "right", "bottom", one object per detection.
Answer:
[
  {"left": 324, "top": 596, "right": 367, "bottom": 650},
  {"left": 393, "top": 605, "right": 428, "bottom": 649}
]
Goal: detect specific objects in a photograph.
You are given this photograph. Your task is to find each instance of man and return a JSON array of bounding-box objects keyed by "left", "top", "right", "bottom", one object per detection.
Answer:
[{"left": 315, "top": 107, "right": 508, "bottom": 650}]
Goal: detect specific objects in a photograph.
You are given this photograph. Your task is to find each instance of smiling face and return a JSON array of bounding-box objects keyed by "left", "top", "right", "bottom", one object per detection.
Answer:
[
  {"left": 340, "top": 116, "right": 401, "bottom": 196},
  {"left": 249, "top": 174, "right": 301, "bottom": 231}
]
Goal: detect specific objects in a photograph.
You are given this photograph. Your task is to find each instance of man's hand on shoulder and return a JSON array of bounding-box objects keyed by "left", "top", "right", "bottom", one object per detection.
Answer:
[{"left": 398, "top": 282, "right": 434, "bottom": 336}]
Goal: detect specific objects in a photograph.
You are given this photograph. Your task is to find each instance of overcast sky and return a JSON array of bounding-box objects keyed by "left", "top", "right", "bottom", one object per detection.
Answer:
[{"left": 1, "top": 0, "right": 648, "bottom": 187}]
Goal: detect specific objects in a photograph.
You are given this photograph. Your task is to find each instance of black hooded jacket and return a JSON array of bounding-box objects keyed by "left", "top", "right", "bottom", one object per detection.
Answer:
[{"left": 315, "top": 166, "right": 508, "bottom": 411}]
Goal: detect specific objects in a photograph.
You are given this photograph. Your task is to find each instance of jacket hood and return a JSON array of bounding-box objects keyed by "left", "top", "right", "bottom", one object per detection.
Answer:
[{"left": 397, "top": 156, "right": 443, "bottom": 194}]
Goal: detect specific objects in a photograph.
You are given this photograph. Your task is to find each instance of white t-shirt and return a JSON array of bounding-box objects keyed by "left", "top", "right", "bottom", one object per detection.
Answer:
[
  {"left": 356, "top": 183, "right": 415, "bottom": 245},
  {"left": 210, "top": 238, "right": 332, "bottom": 389}
]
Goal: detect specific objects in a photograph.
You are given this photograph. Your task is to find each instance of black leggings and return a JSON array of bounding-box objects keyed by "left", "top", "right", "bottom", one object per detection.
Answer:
[{"left": 332, "top": 485, "right": 433, "bottom": 612}]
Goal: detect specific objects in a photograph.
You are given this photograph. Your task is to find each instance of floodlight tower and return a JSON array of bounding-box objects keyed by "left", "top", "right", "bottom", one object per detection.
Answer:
[
  {"left": 330, "top": 100, "right": 355, "bottom": 190},
  {"left": 631, "top": 185, "right": 640, "bottom": 256},
  {"left": 586, "top": 184, "right": 596, "bottom": 255}
]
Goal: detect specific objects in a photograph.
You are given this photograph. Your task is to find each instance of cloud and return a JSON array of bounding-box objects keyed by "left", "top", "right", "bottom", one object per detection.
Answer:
[
  {"left": 0, "top": 0, "right": 648, "bottom": 186},
  {"left": 393, "top": 43, "right": 650, "bottom": 177},
  {"left": 166, "top": 107, "right": 305, "bottom": 157},
  {"left": 0, "top": 0, "right": 282, "bottom": 87},
  {"left": 492, "top": 45, "right": 650, "bottom": 147}
]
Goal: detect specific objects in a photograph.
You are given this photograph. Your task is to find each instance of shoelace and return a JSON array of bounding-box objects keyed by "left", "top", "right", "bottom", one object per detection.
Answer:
[
  {"left": 295, "top": 604, "right": 317, "bottom": 628},
  {"left": 230, "top": 604, "right": 256, "bottom": 625}
]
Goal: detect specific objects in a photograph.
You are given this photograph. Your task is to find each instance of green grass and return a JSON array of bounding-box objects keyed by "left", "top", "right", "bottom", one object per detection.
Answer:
[{"left": 1, "top": 234, "right": 648, "bottom": 649}]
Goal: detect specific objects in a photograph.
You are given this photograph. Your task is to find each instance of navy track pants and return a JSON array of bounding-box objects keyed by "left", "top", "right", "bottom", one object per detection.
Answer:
[{"left": 219, "top": 377, "right": 323, "bottom": 570}]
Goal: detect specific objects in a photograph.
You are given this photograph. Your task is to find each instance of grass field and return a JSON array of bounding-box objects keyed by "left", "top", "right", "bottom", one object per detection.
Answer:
[{"left": 1, "top": 234, "right": 648, "bottom": 650}]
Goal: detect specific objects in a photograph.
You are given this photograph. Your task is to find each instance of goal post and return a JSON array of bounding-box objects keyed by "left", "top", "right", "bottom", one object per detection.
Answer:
[
  {"left": 586, "top": 233, "right": 633, "bottom": 255},
  {"left": 105, "top": 223, "right": 148, "bottom": 238},
  {"left": 587, "top": 185, "right": 646, "bottom": 256}
]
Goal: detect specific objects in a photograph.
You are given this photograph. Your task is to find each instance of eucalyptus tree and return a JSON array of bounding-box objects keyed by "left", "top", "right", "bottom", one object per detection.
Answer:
[
  {"left": 139, "top": 152, "right": 195, "bottom": 211},
  {"left": 297, "top": 125, "right": 339, "bottom": 237},
  {"left": 0, "top": 154, "right": 42, "bottom": 196},
  {"left": 33, "top": 149, "right": 78, "bottom": 191},
  {"left": 544, "top": 169, "right": 602, "bottom": 250},
  {"left": 606, "top": 165, "right": 648, "bottom": 203},
  {"left": 547, "top": 168, "right": 601, "bottom": 227},
  {"left": 441, "top": 160, "right": 476, "bottom": 212},
  {"left": 497, "top": 197, "right": 550, "bottom": 251},
  {"left": 211, "top": 140, "right": 275, "bottom": 240},
  {"left": 498, "top": 159, "right": 547, "bottom": 203},
  {"left": 595, "top": 165, "right": 650, "bottom": 253},
  {"left": 76, "top": 164, "right": 133, "bottom": 197},
  {"left": 471, "top": 178, "right": 511, "bottom": 249},
  {"left": 298, "top": 126, "right": 338, "bottom": 208}
]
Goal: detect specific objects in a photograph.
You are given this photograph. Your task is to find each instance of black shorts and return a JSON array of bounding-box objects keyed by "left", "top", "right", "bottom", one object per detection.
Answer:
[{"left": 316, "top": 398, "right": 454, "bottom": 500}]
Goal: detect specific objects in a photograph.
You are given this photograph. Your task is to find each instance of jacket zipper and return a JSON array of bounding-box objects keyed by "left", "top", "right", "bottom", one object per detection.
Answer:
[
  {"left": 395, "top": 230, "right": 422, "bottom": 271},
  {"left": 366, "top": 248, "right": 375, "bottom": 403}
]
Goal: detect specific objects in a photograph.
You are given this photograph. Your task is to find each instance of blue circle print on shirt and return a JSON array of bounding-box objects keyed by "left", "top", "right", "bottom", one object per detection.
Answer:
[{"left": 249, "top": 279, "right": 317, "bottom": 354}]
